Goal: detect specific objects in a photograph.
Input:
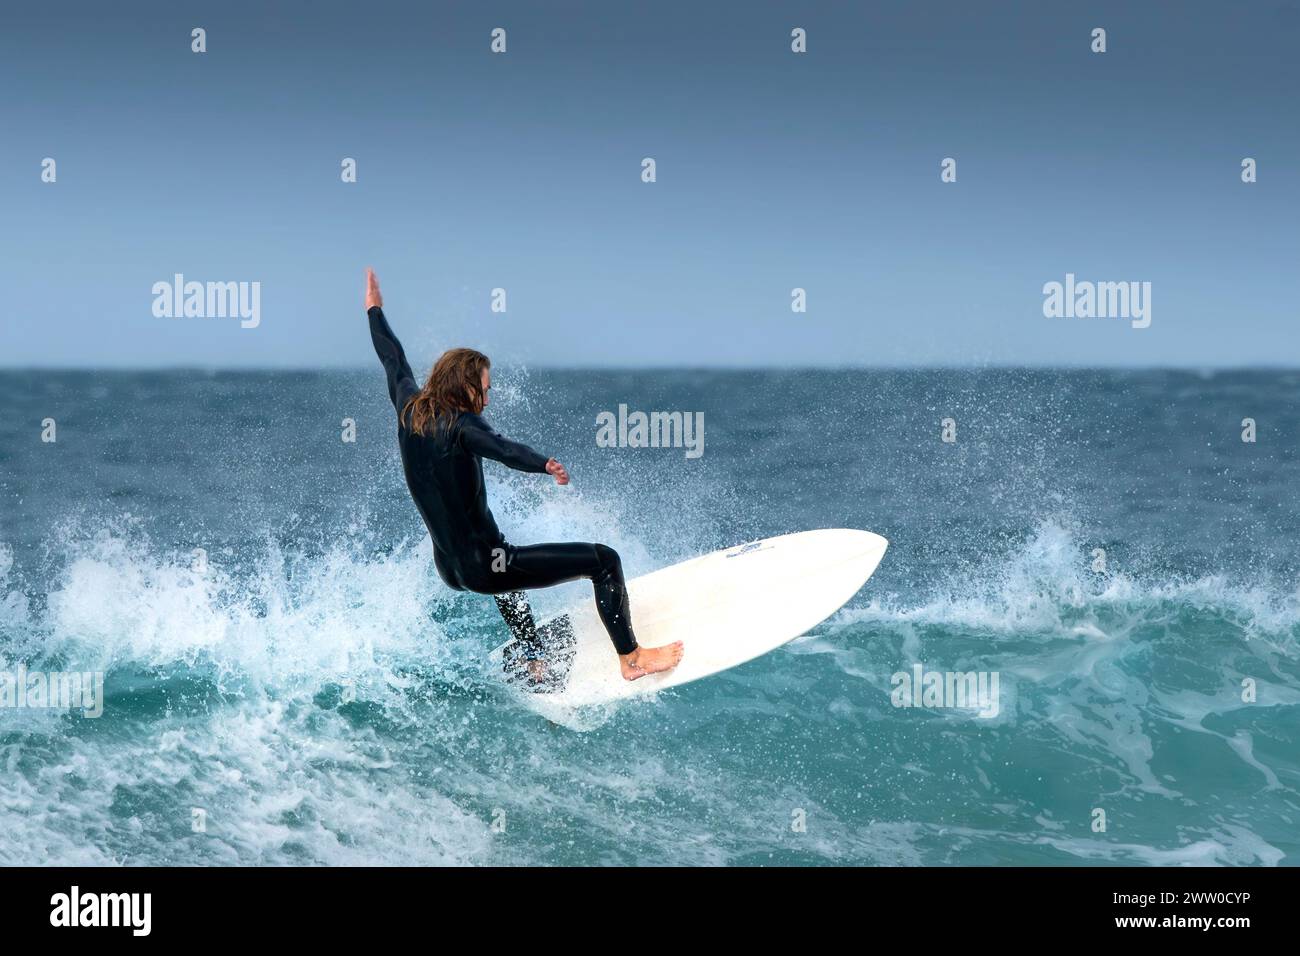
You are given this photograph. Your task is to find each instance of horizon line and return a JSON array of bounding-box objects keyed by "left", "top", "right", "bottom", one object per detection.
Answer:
[{"left": 1, "top": 363, "right": 1298, "bottom": 374}]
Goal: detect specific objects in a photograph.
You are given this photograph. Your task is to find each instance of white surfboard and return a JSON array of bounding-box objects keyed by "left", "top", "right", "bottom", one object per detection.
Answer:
[{"left": 490, "top": 528, "right": 888, "bottom": 708}]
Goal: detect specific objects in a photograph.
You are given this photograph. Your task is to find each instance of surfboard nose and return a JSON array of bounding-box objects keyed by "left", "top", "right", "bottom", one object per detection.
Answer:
[
  {"left": 822, "top": 528, "right": 889, "bottom": 560},
  {"left": 845, "top": 529, "right": 888, "bottom": 574}
]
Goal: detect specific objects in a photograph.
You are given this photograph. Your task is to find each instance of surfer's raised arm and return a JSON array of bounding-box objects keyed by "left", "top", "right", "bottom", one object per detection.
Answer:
[{"left": 365, "top": 269, "right": 418, "bottom": 412}]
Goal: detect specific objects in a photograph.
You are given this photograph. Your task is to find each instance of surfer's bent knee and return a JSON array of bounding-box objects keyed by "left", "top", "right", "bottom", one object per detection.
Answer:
[{"left": 593, "top": 543, "right": 621, "bottom": 576}]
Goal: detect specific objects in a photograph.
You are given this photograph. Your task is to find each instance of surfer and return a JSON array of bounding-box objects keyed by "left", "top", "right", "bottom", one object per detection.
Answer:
[{"left": 364, "top": 269, "right": 684, "bottom": 683}]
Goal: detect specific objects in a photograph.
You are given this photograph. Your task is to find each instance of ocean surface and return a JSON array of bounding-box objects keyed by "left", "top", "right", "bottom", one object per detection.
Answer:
[{"left": 1, "top": 368, "right": 1297, "bottom": 866}]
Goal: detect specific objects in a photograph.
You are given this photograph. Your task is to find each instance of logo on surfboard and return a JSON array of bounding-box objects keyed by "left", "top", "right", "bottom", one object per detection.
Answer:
[{"left": 725, "top": 540, "right": 771, "bottom": 559}]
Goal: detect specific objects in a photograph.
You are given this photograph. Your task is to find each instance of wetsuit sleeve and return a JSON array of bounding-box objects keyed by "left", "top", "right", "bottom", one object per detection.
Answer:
[
  {"left": 368, "top": 306, "right": 419, "bottom": 411},
  {"left": 458, "top": 413, "right": 551, "bottom": 474}
]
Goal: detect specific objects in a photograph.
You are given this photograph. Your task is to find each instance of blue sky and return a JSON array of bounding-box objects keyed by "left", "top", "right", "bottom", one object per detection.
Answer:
[{"left": 2, "top": 0, "right": 1297, "bottom": 368}]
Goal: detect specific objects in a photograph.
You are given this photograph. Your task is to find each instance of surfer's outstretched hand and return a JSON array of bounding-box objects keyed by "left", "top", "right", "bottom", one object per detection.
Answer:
[
  {"left": 546, "top": 458, "right": 569, "bottom": 485},
  {"left": 365, "top": 268, "right": 383, "bottom": 310}
]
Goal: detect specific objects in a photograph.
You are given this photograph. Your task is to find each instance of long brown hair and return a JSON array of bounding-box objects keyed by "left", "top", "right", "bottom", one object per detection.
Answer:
[{"left": 403, "top": 347, "right": 490, "bottom": 436}]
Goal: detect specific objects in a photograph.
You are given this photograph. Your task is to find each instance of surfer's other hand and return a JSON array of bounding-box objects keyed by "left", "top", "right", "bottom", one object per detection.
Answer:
[
  {"left": 546, "top": 458, "right": 569, "bottom": 485},
  {"left": 365, "top": 268, "right": 383, "bottom": 310}
]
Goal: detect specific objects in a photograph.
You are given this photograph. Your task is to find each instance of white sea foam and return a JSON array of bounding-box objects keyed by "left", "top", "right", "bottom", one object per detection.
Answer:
[
  {"left": 835, "top": 520, "right": 1300, "bottom": 648},
  {"left": 1, "top": 513, "right": 1296, "bottom": 865},
  {"left": 39, "top": 528, "right": 441, "bottom": 696}
]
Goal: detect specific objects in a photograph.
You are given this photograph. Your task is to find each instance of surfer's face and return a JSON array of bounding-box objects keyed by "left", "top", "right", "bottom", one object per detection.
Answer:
[{"left": 477, "top": 368, "right": 491, "bottom": 410}]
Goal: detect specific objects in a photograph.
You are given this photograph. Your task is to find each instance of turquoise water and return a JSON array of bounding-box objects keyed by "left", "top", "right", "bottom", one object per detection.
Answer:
[{"left": 1, "top": 368, "right": 1297, "bottom": 865}]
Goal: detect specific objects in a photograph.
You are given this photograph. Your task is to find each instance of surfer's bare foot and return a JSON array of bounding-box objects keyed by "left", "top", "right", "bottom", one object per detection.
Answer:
[
  {"left": 620, "top": 642, "right": 683, "bottom": 681},
  {"left": 365, "top": 268, "right": 382, "bottom": 310}
]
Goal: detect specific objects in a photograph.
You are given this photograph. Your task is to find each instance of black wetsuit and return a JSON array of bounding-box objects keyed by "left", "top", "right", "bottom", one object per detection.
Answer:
[{"left": 368, "top": 306, "right": 637, "bottom": 656}]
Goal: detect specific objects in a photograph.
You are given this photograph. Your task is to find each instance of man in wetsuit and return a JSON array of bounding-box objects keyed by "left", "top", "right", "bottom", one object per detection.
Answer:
[{"left": 365, "top": 269, "right": 684, "bottom": 683}]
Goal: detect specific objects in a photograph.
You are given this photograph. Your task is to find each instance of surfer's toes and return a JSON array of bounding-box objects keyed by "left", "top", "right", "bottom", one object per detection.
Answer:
[{"left": 620, "top": 642, "right": 684, "bottom": 681}]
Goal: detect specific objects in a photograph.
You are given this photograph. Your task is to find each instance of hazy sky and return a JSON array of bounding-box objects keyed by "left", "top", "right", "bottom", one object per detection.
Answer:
[{"left": 2, "top": 0, "right": 1297, "bottom": 368}]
